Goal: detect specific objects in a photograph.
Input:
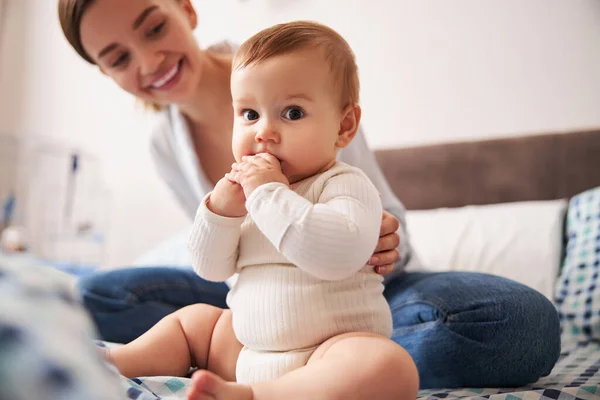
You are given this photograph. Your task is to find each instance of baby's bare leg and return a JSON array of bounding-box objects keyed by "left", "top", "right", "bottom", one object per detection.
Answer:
[
  {"left": 187, "top": 332, "right": 419, "bottom": 400},
  {"left": 108, "top": 304, "right": 242, "bottom": 380}
]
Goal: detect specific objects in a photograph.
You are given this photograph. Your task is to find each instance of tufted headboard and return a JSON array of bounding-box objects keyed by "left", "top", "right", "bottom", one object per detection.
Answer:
[{"left": 374, "top": 130, "right": 600, "bottom": 210}]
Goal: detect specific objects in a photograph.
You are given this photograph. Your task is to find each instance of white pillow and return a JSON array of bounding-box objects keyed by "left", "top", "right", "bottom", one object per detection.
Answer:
[
  {"left": 406, "top": 199, "right": 568, "bottom": 299},
  {"left": 132, "top": 226, "right": 193, "bottom": 268}
]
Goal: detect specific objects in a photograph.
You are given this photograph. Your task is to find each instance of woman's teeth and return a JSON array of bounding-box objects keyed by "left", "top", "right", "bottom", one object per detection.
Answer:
[{"left": 151, "top": 62, "right": 180, "bottom": 89}]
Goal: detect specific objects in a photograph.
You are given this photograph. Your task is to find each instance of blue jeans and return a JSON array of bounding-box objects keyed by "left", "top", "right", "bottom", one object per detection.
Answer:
[{"left": 78, "top": 267, "right": 560, "bottom": 389}]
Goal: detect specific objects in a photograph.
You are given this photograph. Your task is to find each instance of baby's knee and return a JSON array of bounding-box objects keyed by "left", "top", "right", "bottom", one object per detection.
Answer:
[
  {"left": 379, "top": 344, "right": 419, "bottom": 400},
  {"left": 168, "top": 304, "right": 225, "bottom": 337},
  {"left": 167, "top": 307, "right": 239, "bottom": 381},
  {"left": 337, "top": 335, "right": 419, "bottom": 399}
]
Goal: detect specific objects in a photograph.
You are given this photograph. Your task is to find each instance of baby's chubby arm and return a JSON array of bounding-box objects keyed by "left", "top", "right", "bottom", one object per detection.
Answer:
[
  {"left": 247, "top": 169, "right": 382, "bottom": 281},
  {"left": 188, "top": 178, "right": 246, "bottom": 282}
]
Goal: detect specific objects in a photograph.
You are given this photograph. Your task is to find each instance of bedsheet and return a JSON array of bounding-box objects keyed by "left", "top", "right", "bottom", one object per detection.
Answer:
[{"left": 116, "top": 342, "right": 600, "bottom": 399}]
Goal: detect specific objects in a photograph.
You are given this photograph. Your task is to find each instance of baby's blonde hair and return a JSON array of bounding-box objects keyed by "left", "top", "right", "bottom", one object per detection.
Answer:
[{"left": 233, "top": 21, "right": 360, "bottom": 107}]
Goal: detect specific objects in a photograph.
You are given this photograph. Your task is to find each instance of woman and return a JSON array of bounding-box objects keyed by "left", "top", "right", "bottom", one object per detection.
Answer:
[{"left": 59, "top": 0, "right": 561, "bottom": 389}]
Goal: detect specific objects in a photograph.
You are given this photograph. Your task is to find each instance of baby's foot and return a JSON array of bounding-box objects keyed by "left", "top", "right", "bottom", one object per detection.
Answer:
[
  {"left": 99, "top": 346, "right": 113, "bottom": 363},
  {"left": 187, "top": 370, "right": 253, "bottom": 400}
]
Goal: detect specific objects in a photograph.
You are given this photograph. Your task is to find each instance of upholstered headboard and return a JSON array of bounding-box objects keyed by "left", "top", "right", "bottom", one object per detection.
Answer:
[{"left": 374, "top": 130, "right": 600, "bottom": 210}]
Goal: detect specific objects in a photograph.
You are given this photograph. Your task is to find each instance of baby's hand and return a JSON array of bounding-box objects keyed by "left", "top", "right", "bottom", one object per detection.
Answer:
[
  {"left": 226, "top": 153, "right": 289, "bottom": 198},
  {"left": 207, "top": 175, "right": 247, "bottom": 217}
]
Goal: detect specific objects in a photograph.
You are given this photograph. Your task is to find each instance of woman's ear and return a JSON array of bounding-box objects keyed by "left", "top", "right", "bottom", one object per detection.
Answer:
[
  {"left": 336, "top": 104, "right": 362, "bottom": 148},
  {"left": 179, "top": 0, "right": 198, "bottom": 29}
]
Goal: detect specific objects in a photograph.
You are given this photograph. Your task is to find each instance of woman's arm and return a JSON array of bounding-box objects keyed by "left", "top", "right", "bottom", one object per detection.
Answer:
[{"left": 246, "top": 170, "right": 382, "bottom": 281}]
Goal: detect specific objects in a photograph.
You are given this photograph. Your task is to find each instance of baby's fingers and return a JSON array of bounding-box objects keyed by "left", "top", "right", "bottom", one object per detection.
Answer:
[
  {"left": 232, "top": 161, "right": 248, "bottom": 171},
  {"left": 225, "top": 171, "right": 241, "bottom": 183},
  {"left": 254, "top": 153, "right": 281, "bottom": 167}
]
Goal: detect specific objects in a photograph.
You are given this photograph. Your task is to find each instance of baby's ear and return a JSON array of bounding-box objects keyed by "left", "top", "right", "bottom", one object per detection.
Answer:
[{"left": 336, "top": 104, "right": 361, "bottom": 148}]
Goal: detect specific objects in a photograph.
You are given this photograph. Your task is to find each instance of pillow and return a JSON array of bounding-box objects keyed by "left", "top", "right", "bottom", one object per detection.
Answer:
[
  {"left": 132, "top": 226, "right": 193, "bottom": 268},
  {"left": 406, "top": 199, "right": 568, "bottom": 299},
  {"left": 0, "top": 252, "right": 125, "bottom": 400},
  {"left": 555, "top": 186, "right": 600, "bottom": 344}
]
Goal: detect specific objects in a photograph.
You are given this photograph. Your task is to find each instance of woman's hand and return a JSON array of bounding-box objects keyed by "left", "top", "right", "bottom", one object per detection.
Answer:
[
  {"left": 369, "top": 211, "right": 401, "bottom": 275},
  {"left": 226, "top": 153, "right": 289, "bottom": 198}
]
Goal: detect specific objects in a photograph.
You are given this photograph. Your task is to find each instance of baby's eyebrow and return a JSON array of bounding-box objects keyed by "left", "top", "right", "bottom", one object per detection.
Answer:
[
  {"left": 232, "top": 97, "right": 256, "bottom": 105},
  {"left": 285, "top": 94, "right": 313, "bottom": 102}
]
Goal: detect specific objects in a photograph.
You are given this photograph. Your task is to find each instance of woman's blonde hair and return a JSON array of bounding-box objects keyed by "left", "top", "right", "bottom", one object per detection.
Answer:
[
  {"left": 58, "top": 0, "right": 165, "bottom": 111},
  {"left": 233, "top": 21, "right": 360, "bottom": 107}
]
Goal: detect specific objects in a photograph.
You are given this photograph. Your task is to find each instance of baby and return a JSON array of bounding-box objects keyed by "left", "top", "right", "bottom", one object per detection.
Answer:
[{"left": 106, "top": 21, "right": 418, "bottom": 400}]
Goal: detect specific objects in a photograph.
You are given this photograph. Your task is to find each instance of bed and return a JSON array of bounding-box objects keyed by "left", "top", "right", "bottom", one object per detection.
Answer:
[{"left": 2, "top": 129, "right": 600, "bottom": 399}]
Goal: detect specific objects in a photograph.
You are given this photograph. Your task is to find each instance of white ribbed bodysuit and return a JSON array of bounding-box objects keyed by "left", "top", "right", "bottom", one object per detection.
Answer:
[{"left": 189, "top": 162, "right": 392, "bottom": 383}]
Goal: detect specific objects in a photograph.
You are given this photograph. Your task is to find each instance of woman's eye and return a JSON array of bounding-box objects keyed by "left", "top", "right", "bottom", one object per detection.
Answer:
[
  {"left": 147, "top": 22, "right": 166, "bottom": 38},
  {"left": 112, "top": 52, "right": 130, "bottom": 68},
  {"left": 243, "top": 109, "right": 259, "bottom": 121},
  {"left": 283, "top": 107, "right": 304, "bottom": 120}
]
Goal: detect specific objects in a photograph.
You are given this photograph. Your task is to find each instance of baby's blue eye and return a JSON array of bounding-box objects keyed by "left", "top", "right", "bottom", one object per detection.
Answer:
[
  {"left": 284, "top": 107, "right": 304, "bottom": 120},
  {"left": 243, "top": 110, "right": 259, "bottom": 121}
]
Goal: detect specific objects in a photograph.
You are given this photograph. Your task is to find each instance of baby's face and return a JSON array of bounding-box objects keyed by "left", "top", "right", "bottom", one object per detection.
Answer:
[{"left": 230, "top": 49, "right": 344, "bottom": 184}]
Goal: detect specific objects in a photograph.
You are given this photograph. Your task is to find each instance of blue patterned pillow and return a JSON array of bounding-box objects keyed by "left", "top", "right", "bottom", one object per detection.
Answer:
[
  {"left": 555, "top": 186, "right": 600, "bottom": 344},
  {"left": 0, "top": 254, "right": 125, "bottom": 400}
]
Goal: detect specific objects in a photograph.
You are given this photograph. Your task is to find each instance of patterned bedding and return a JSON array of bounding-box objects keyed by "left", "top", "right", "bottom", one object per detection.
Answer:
[{"left": 117, "top": 342, "right": 600, "bottom": 400}]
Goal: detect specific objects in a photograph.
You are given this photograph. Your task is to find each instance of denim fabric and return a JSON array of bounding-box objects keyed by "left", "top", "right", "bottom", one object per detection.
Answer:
[
  {"left": 383, "top": 272, "right": 560, "bottom": 388},
  {"left": 78, "top": 267, "right": 229, "bottom": 344},
  {"left": 79, "top": 268, "right": 560, "bottom": 389}
]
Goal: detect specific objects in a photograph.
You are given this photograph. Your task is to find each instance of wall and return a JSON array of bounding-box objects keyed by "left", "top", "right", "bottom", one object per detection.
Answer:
[
  {"left": 0, "top": 0, "right": 29, "bottom": 134},
  {"left": 194, "top": 0, "right": 600, "bottom": 148},
  {"left": 1, "top": 0, "right": 599, "bottom": 266}
]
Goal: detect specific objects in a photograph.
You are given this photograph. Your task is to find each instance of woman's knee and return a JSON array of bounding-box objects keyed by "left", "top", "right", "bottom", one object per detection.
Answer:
[
  {"left": 449, "top": 274, "right": 561, "bottom": 374},
  {"left": 389, "top": 273, "right": 561, "bottom": 387},
  {"left": 474, "top": 283, "right": 560, "bottom": 385},
  {"left": 77, "top": 271, "right": 133, "bottom": 313},
  {"left": 78, "top": 273, "right": 119, "bottom": 310},
  {"left": 506, "top": 287, "right": 561, "bottom": 379}
]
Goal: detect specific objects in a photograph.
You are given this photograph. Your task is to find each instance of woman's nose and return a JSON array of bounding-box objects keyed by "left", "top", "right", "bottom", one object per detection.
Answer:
[{"left": 139, "top": 49, "right": 166, "bottom": 76}]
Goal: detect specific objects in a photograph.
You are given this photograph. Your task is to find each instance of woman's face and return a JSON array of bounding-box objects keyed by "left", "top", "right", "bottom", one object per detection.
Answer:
[{"left": 80, "top": 0, "right": 202, "bottom": 106}]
